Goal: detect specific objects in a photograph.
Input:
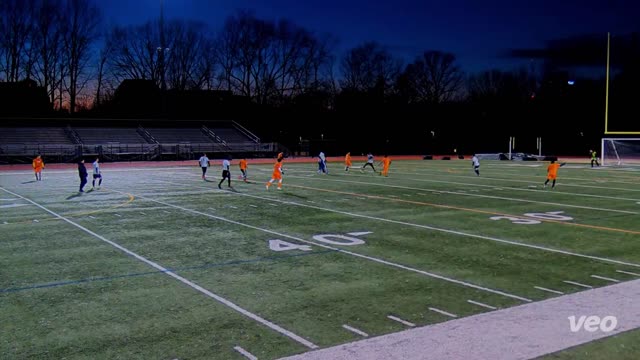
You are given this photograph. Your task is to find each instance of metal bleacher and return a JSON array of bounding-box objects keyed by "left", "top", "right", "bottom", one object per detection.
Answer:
[
  {"left": 0, "top": 121, "right": 281, "bottom": 163},
  {"left": 75, "top": 127, "right": 148, "bottom": 144}
]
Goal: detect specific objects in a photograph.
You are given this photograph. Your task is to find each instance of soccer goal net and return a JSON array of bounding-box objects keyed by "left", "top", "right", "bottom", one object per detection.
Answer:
[{"left": 601, "top": 138, "right": 640, "bottom": 166}]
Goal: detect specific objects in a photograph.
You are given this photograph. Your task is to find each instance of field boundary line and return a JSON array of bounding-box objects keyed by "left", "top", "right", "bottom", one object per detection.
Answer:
[
  {"left": 109, "top": 187, "right": 533, "bottom": 303},
  {"left": 0, "top": 186, "right": 318, "bottom": 350},
  {"left": 153, "top": 178, "right": 640, "bottom": 270}
]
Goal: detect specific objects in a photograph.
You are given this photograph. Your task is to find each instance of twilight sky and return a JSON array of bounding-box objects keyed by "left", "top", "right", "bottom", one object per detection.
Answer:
[{"left": 100, "top": 0, "right": 639, "bottom": 73}]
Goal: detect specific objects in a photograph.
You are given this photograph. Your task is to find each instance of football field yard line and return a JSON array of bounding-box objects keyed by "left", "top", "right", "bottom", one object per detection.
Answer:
[
  {"left": 534, "top": 286, "right": 564, "bottom": 295},
  {"left": 0, "top": 186, "right": 318, "bottom": 350},
  {"left": 109, "top": 187, "right": 533, "bottom": 303},
  {"left": 234, "top": 346, "right": 258, "bottom": 360},
  {"left": 152, "top": 177, "right": 640, "bottom": 271},
  {"left": 617, "top": 270, "right": 640, "bottom": 277},
  {"left": 302, "top": 170, "right": 640, "bottom": 207},
  {"left": 342, "top": 325, "right": 369, "bottom": 337},
  {"left": 291, "top": 172, "right": 640, "bottom": 214},
  {"left": 339, "top": 169, "right": 640, "bottom": 203},
  {"left": 428, "top": 307, "right": 457, "bottom": 318},
  {"left": 562, "top": 280, "right": 593, "bottom": 289},
  {"left": 392, "top": 164, "right": 640, "bottom": 186},
  {"left": 285, "top": 180, "right": 640, "bottom": 236},
  {"left": 591, "top": 275, "right": 620, "bottom": 283},
  {"left": 387, "top": 315, "right": 416, "bottom": 327},
  {"left": 388, "top": 168, "right": 640, "bottom": 192},
  {"left": 467, "top": 300, "right": 497, "bottom": 310}
]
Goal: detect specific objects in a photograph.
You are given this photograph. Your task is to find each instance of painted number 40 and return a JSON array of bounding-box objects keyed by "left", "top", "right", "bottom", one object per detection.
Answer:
[{"left": 269, "top": 232, "right": 371, "bottom": 252}]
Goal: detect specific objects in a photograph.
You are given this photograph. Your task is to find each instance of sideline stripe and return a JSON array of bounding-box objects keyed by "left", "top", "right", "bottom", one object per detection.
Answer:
[{"left": 0, "top": 187, "right": 318, "bottom": 350}]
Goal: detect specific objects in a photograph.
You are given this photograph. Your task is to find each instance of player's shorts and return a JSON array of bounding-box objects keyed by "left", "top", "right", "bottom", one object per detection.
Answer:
[
  {"left": 202, "top": 167, "right": 208, "bottom": 174},
  {"left": 222, "top": 170, "right": 230, "bottom": 178},
  {"left": 474, "top": 165, "right": 480, "bottom": 169},
  {"left": 93, "top": 174, "right": 102, "bottom": 179},
  {"left": 272, "top": 172, "right": 282, "bottom": 180},
  {"left": 547, "top": 173, "right": 557, "bottom": 180}
]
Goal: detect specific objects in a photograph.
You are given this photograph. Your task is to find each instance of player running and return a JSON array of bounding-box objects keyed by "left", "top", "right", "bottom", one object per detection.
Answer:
[
  {"left": 218, "top": 156, "right": 232, "bottom": 189},
  {"left": 78, "top": 159, "right": 88, "bottom": 192},
  {"left": 361, "top": 153, "right": 376, "bottom": 173},
  {"left": 32, "top": 155, "right": 44, "bottom": 181},
  {"left": 199, "top": 153, "right": 210, "bottom": 180},
  {"left": 472, "top": 154, "right": 480, "bottom": 176},
  {"left": 544, "top": 160, "right": 566, "bottom": 189},
  {"left": 345, "top": 152, "right": 352, "bottom": 171},
  {"left": 381, "top": 155, "right": 392, "bottom": 177},
  {"left": 92, "top": 158, "right": 103, "bottom": 189},
  {"left": 239, "top": 158, "right": 248, "bottom": 182},
  {"left": 266, "top": 157, "right": 284, "bottom": 190},
  {"left": 317, "top": 151, "right": 328, "bottom": 174}
]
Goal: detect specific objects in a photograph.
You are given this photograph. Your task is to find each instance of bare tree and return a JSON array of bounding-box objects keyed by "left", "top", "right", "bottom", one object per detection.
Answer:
[
  {"left": 467, "top": 68, "right": 536, "bottom": 102},
  {"left": 30, "top": 0, "right": 65, "bottom": 105},
  {"left": 213, "top": 11, "right": 334, "bottom": 104},
  {"left": 61, "top": 0, "right": 101, "bottom": 113},
  {"left": 0, "top": 0, "right": 35, "bottom": 82},
  {"left": 165, "top": 20, "right": 213, "bottom": 91},
  {"left": 402, "top": 50, "right": 463, "bottom": 104},
  {"left": 340, "top": 42, "right": 401, "bottom": 95}
]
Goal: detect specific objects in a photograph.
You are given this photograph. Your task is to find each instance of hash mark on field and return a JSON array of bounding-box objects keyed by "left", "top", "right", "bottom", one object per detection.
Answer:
[
  {"left": 114, "top": 214, "right": 122, "bottom": 217},
  {"left": 387, "top": 315, "right": 415, "bottom": 327},
  {"left": 229, "top": 205, "right": 238, "bottom": 209},
  {"left": 88, "top": 216, "right": 96, "bottom": 219},
  {"left": 249, "top": 204, "right": 258, "bottom": 208},
  {"left": 534, "top": 286, "right": 564, "bottom": 295},
  {"left": 467, "top": 299, "right": 497, "bottom": 310},
  {"left": 591, "top": 275, "right": 620, "bottom": 283},
  {"left": 617, "top": 270, "right": 640, "bottom": 277},
  {"left": 342, "top": 324, "right": 369, "bottom": 337},
  {"left": 347, "top": 231, "right": 373, "bottom": 236},
  {"left": 563, "top": 280, "right": 593, "bottom": 289},
  {"left": 269, "top": 203, "right": 278, "bottom": 206},
  {"left": 139, "top": 212, "right": 146, "bottom": 215},
  {"left": 2, "top": 221, "right": 8, "bottom": 225},
  {"left": 233, "top": 346, "right": 258, "bottom": 360},
  {"left": 208, "top": 207, "right": 216, "bottom": 211},
  {"left": 429, "top": 307, "right": 457, "bottom": 318},
  {"left": 357, "top": 197, "right": 367, "bottom": 200},
  {"left": 163, "top": 210, "right": 171, "bottom": 214},
  {"left": 32, "top": 219, "right": 39, "bottom": 223},
  {"left": 306, "top": 200, "right": 316, "bottom": 203}
]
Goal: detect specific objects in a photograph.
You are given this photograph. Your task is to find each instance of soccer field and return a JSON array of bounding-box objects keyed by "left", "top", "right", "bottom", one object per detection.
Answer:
[{"left": 1, "top": 159, "right": 639, "bottom": 359}]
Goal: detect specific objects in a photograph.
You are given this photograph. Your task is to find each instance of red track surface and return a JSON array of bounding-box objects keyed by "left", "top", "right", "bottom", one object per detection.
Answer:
[{"left": 0, "top": 155, "right": 591, "bottom": 172}]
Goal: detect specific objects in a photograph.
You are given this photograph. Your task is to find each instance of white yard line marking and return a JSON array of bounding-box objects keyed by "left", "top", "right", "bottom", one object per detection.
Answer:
[
  {"left": 0, "top": 203, "right": 27, "bottom": 209},
  {"left": 563, "top": 280, "right": 593, "bottom": 289},
  {"left": 269, "top": 203, "right": 278, "bottom": 206},
  {"left": 0, "top": 198, "right": 18, "bottom": 201},
  {"left": 156, "top": 177, "right": 640, "bottom": 272},
  {"left": 616, "top": 270, "right": 640, "bottom": 277},
  {"left": 88, "top": 216, "right": 96, "bottom": 219},
  {"left": 0, "top": 186, "right": 317, "bottom": 350},
  {"left": 229, "top": 206, "right": 238, "bottom": 209},
  {"left": 387, "top": 315, "right": 416, "bottom": 327},
  {"left": 429, "top": 307, "right": 458, "bottom": 318},
  {"left": 139, "top": 212, "right": 146, "bottom": 215},
  {"left": 32, "top": 219, "right": 39, "bottom": 223},
  {"left": 233, "top": 346, "right": 258, "bottom": 360},
  {"left": 327, "top": 169, "right": 640, "bottom": 203},
  {"left": 306, "top": 200, "right": 316, "bottom": 203},
  {"left": 163, "top": 210, "right": 171, "bottom": 214},
  {"left": 467, "top": 299, "right": 497, "bottom": 310},
  {"left": 342, "top": 324, "right": 369, "bottom": 337},
  {"left": 114, "top": 187, "right": 533, "bottom": 303},
  {"left": 392, "top": 168, "right": 640, "bottom": 192},
  {"left": 249, "top": 205, "right": 258, "bottom": 208},
  {"left": 290, "top": 175, "right": 638, "bottom": 215},
  {"left": 534, "top": 286, "right": 564, "bottom": 295},
  {"left": 591, "top": 275, "right": 620, "bottom": 283},
  {"left": 114, "top": 214, "right": 122, "bottom": 217},
  {"left": 2, "top": 221, "right": 8, "bottom": 225},
  {"left": 208, "top": 207, "right": 216, "bottom": 211}
]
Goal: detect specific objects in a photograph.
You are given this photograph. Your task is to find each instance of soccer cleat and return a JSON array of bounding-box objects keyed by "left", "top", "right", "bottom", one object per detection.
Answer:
[{"left": 266, "top": 185, "right": 269, "bottom": 190}]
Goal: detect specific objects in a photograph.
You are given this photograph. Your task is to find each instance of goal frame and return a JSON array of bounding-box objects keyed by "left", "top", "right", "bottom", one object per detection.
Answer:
[{"left": 601, "top": 138, "right": 640, "bottom": 166}]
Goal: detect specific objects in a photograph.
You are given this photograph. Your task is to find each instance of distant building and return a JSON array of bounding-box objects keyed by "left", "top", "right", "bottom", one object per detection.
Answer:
[{"left": 0, "top": 79, "right": 50, "bottom": 116}]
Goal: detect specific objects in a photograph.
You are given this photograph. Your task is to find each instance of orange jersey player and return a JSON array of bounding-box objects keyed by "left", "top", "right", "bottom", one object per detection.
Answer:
[
  {"left": 345, "top": 152, "right": 352, "bottom": 172},
  {"left": 266, "top": 157, "right": 284, "bottom": 190},
  {"left": 544, "top": 160, "right": 566, "bottom": 189},
  {"left": 381, "top": 155, "right": 391, "bottom": 177},
  {"left": 239, "top": 159, "right": 248, "bottom": 182},
  {"left": 32, "top": 155, "right": 45, "bottom": 181}
]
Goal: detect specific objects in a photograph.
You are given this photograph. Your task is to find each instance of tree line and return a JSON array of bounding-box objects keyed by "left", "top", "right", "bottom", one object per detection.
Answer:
[{"left": 1, "top": 0, "right": 547, "bottom": 114}]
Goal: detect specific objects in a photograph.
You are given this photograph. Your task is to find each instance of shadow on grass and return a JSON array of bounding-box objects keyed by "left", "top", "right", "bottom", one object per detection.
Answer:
[{"left": 21, "top": 180, "right": 37, "bottom": 184}]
